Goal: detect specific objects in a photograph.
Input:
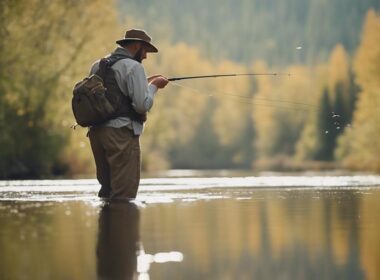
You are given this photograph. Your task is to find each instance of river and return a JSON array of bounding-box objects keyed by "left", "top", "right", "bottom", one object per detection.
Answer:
[{"left": 1, "top": 171, "right": 380, "bottom": 280}]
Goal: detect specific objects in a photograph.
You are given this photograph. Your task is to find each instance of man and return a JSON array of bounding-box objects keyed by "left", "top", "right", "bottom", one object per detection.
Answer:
[{"left": 88, "top": 29, "right": 168, "bottom": 199}]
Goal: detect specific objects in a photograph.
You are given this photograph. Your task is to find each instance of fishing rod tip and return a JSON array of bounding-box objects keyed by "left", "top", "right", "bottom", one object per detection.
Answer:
[{"left": 271, "top": 73, "right": 292, "bottom": 76}]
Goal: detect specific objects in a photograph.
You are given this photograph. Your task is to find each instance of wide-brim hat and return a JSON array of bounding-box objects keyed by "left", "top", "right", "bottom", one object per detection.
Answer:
[{"left": 116, "top": 29, "right": 158, "bottom": 53}]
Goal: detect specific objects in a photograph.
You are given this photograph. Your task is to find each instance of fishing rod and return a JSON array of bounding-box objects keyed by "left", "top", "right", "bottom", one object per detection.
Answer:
[{"left": 168, "top": 73, "right": 290, "bottom": 81}]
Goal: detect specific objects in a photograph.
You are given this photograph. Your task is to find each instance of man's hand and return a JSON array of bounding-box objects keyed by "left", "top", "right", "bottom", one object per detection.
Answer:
[
  {"left": 150, "top": 75, "right": 169, "bottom": 89},
  {"left": 147, "top": 74, "right": 161, "bottom": 83}
]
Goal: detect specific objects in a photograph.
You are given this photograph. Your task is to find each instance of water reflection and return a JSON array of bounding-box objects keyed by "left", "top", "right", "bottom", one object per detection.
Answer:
[
  {"left": 96, "top": 201, "right": 184, "bottom": 280},
  {"left": 140, "top": 190, "right": 378, "bottom": 279},
  {"left": 0, "top": 185, "right": 380, "bottom": 279},
  {"left": 97, "top": 201, "right": 140, "bottom": 280}
]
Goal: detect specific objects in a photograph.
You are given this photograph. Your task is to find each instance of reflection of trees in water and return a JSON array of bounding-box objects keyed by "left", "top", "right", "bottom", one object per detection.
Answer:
[
  {"left": 0, "top": 189, "right": 377, "bottom": 279},
  {"left": 245, "top": 194, "right": 364, "bottom": 280},
  {"left": 156, "top": 191, "right": 366, "bottom": 279}
]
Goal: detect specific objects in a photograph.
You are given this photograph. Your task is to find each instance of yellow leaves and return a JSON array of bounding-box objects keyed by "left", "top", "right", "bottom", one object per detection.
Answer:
[
  {"left": 211, "top": 60, "right": 250, "bottom": 146},
  {"left": 144, "top": 42, "right": 212, "bottom": 148},
  {"left": 64, "top": 129, "right": 96, "bottom": 176},
  {"left": 251, "top": 62, "right": 318, "bottom": 159},
  {"left": 146, "top": 41, "right": 214, "bottom": 77},
  {"left": 250, "top": 61, "right": 275, "bottom": 156},
  {"left": 146, "top": 41, "right": 250, "bottom": 150},
  {"left": 328, "top": 44, "right": 349, "bottom": 93},
  {"left": 354, "top": 10, "right": 380, "bottom": 89},
  {"left": 3, "top": 1, "right": 378, "bottom": 173},
  {"left": 22, "top": 0, "right": 122, "bottom": 175},
  {"left": 338, "top": 10, "right": 380, "bottom": 172}
]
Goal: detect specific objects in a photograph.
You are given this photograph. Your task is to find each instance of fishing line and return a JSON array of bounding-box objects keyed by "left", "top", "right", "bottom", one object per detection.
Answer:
[
  {"left": 169, "top": 81, "right": 316, "bottom": 112},
  {"left": 169, "top": 81, "right": 321, "bottom": 112},
  {"left": 169, "top": 81, "right": 346, "bottom": 133}
]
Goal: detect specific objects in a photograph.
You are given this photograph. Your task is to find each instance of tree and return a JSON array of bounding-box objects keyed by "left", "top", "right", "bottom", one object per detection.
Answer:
[
  {"left": 118, "top": 0, "right": 378, "bottom": 66},
  {"left": 333, "top": 82, "right": 347, "bottom": 134},
  {"left": 336, "top": 10, "right": 380, "bottom": 171},
  {"left": 327, "top": 45, "right": 350, "bottom": 95},
  {"left": 314, "top": 88, "right": 335, "bottom": 161},
  {"left": 0, "top": 0, "right": 120, "bottom": 178}
]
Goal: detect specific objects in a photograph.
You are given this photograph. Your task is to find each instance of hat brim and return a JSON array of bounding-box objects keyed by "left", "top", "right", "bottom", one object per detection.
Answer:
[{"left": 116, "top": 38, "right": 158, "bottom": 53}]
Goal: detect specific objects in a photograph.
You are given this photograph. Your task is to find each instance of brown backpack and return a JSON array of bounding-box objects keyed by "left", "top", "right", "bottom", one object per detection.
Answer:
[{"left": 72, "top": 55, "right": 146, "bottom": 127}]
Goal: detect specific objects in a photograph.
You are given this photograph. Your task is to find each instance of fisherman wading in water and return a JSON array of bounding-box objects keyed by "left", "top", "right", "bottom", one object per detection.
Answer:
[{"left": 88, "top": 29, "right": 168, "bottom": 199}]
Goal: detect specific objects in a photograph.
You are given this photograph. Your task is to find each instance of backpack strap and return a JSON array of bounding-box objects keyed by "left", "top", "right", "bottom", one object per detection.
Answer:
[
  {"left": 97, "top": 58, "right": 108, "bottom": 80},
  {"left": 96, "top": 54, "right": 134, "bottom": 80},
  {"left": 93, "top": 53, "right": 146, "bottom": 124}
]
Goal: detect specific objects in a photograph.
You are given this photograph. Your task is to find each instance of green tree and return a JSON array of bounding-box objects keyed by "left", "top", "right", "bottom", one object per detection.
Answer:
[
  {"left": 333, "top": 82, "right": 347, "bottom": 134},
  {"left": 314, "top": 88, "right": 335, "bottom": 161},
  {"left": 118, "top": 0, "right": 378, "bottom": 66}
]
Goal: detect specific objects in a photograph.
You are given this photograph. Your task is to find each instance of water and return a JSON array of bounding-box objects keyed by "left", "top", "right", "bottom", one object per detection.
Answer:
[{"left": 1, "top": 172, "right": 380, "bottom": 280}]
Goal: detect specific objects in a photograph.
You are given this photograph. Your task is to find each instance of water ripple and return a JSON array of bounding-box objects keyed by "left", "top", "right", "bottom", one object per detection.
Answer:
[{"left": 0, "top": 175, "right": 379, "bottom": 202}]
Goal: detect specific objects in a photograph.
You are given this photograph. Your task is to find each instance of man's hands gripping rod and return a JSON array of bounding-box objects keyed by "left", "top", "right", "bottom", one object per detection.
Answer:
[{"left": 148, "top": 74, "right": 169, "bottom": 89}]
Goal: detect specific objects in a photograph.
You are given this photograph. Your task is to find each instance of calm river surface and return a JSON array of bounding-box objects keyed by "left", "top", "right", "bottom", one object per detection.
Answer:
[{"left": 1, "top": 171, "right": 380, "bottom": 280}]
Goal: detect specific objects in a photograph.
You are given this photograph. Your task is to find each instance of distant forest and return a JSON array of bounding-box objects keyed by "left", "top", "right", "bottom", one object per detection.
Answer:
[
  {"left": 1, "top": 0, "right": 379, "bottom": 178},
  {"left": 118, "top": 0, "right": 379, "bottom": 66}
]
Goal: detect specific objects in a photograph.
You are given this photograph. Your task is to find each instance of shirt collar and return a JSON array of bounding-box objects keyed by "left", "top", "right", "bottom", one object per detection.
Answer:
[{"left": 112, "top": 47, "right": 133, "bottom": 57}]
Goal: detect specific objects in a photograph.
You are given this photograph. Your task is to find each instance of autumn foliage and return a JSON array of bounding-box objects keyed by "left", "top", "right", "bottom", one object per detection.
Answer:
[{"left": 0, "top": 1, "right": 379, "bottom": 178}]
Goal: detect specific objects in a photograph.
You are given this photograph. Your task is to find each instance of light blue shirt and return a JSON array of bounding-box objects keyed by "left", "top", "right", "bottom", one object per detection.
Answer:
[{"left": 90, "top": 47, "right": 157, "bottom": 135}]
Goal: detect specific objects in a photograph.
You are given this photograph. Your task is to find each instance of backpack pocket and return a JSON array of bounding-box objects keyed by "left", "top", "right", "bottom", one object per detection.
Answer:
[{"left": 72, "top": 74, "right": 116, "bottom": 127}]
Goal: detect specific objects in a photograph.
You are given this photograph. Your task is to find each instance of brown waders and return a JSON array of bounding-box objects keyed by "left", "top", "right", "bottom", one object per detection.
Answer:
[{"left": 89, "top": 126, "right": 141, "bottom": 199}]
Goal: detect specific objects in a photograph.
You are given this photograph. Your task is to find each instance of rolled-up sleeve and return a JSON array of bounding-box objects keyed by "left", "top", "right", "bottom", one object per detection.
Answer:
[{"left": 126, "top": 63, "right": 158, "bottom": 114}]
